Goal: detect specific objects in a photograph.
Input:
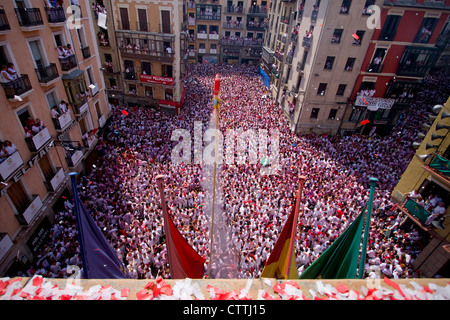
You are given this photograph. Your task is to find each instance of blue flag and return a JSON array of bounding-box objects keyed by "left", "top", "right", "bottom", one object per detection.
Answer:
[{"left": 70, "top": 173, "right": 129, "bottom": 279}]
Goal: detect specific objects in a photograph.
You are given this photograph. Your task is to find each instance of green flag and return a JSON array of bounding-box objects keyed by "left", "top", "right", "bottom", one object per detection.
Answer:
[
  {"left": 430, "top": 155, "right": 450, "bottom": 177},
  {"left": 298, "top": 206, "right": 366, "bottom": 279}
]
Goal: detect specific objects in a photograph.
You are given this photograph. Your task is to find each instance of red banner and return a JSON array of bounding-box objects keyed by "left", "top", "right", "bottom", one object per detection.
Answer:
[{"left": 139, "top": 74, "right": 174, "bottom": 86}]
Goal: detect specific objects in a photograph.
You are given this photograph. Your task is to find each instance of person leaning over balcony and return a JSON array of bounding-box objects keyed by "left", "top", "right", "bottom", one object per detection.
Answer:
[
  {"left": 7, "top": 63, "right": 18, "bottom": 80},
  {"left": 0, "top": 141, "right": 7, "bottom": 163},
  {"left": 3, "top": 140, "right": 17, "bottom": 155},
  {"left": 51, "top": 106, "right": 60, "bottom": 119},
  {"left": 425, "top": 202, "right": 446, "bottom": 225},
  {"left": 0, "top": 65, "right": 15, "bottom": 82}
]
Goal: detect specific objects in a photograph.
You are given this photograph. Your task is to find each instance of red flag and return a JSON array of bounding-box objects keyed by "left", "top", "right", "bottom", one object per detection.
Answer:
[
  {"left": 121, "top": 110, "right": 129, "bottom": 116},
  {"left": 164, "top": 209, "right": 205, "bottom": 278},
  {"left": 352, "top": 33, "right": 359, "bottom": 40},
  {"left": 360, "top": 119, "right": 370, "bottom": 125}
]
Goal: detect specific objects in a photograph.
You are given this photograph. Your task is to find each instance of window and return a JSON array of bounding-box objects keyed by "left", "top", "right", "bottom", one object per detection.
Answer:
[
  {"left": 368, "top": 47, "right": 387, "bottom": 73},
  {"left": 38, "top": 154, "right": 55, "bottom": 183},
  {"left": 414, "top": 18, "right": 438, "bottom": 43},
  {"left": 332, "top": 29, "right": 343, "bottom": 43},
  {"left": 95, "top": 101, "right": 102, "bottom": 119},
  {"left": 362, "top": 0, "right": 375, "bottom": 15},
  {"left": 317, "top": 83, "right": 327, "bottom": 95},
  {"left": 7, "top": 181, "right": 30, "bottom": 216},
  {"left": 28, "top": 40, "right": 47, "bottom": 70},
  {"left": 162, "top": 64, "right": 173, "bottom": 78},
  {"left": 145, "top": 86, "right": 153, "bottom": 97},
  {"left": 141, "top": 62, "right": 151, "bottom": 75},
  {"left": 379, "top": 15, "right": 401, "bottom": 41},
  {"left": 46, "top": 91, "right": 58, "bottom": 110},
  {"left": 328, "top": 109, "right": 338, "bottom": 119},
  {"left": 336, "top": 84, "right": 346, "bottom": 96},
  {"left": 340, "top": 0, "right": 351, "bottom": 14},
  {"left": 161, "top": 10, "right": 171, "bottom": 33},
  {"left": 310, "top": 108, "right": 319, "bottom": 118},
  {"left": 137, "top": 8, "right": 148, "bottom": 32},
  {"left": 353, "top": 30, "right": 364, "bottom": 45},
  {"left": 324, "top": 56, "right": 335, "bottom": 70},
  {"left": 119, "top": 7, "right": 130, "bottom": 30},
  {"left": 86, "top": 67, "right": 94, "bottom": 85},
  {"left": 345, "top": 57, "right": 356, "bottom": 71},
  {"left": 17, "top": 106, "right": 33, "bottom": 130}
]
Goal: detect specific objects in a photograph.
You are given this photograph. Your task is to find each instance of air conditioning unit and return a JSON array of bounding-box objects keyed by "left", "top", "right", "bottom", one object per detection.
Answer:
[{"left": 89, "top": 83, "right": 99, "bottom": 96}]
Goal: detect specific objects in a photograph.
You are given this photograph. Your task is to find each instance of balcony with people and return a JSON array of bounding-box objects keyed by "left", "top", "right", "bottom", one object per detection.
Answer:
[
  {"left": 117, "top": 33, "right": 175, "bottom": 63},
  {"left": 57, "top": 45, "right": 77, "bottom": 72},
  {"left": 23, "top": 118, "right": 52, "bottom": 152},
  {"left": 51, "top": 101, "right": 74, "bottom": 132},
  {"left": 0, "top": 64, "right": 32, "bottom": 100},
  {"left": 399, "top": 186, "right": 449, "bottom": 232},
  {"left": 0, "top": 140, "right": 24, "bottom": 182}
]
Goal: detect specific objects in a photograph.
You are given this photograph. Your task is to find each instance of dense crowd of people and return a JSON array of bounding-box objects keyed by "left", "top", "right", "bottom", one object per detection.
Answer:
[{"left": 19, "top": 64, "right": 449, "bottom": 280}]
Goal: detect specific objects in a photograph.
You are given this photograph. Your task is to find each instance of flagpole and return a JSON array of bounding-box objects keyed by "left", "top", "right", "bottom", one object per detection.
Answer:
[
  {"left": 358, "top": 177, "right": 378, "bottom": 279},
  {"left": 285, "top": 175, "right": 307, "bottom": 279},
  {"left": 155, "top": 175, "right": 174, "bottom": 279},
  {"left": 208, "top": 74, "right": 221, "bottom": 279},
  {"left": 69, "top": 172, "right": 88, "bottom": 279}
]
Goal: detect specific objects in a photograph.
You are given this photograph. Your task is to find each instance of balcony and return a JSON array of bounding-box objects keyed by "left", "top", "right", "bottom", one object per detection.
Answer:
[
  {"left": 223, "top": 21, "right": 244, "bottom": 29},
  {"left": 0, "top": 9, "right": 11, "bottom": 33},
  {"left": 220, "top": 38, "right": 263, "bottom": 46},
  {"left": 20, "top": 195, "right": 43, "bottom": 225},
  {"left": 302, "top": 37, "right": 312, "bottom": 49},
  {"left": 311, "top": 9, "right": 319, "bottom": 22},
  {"left": 0, "top": 151, "right": 24, "bottom": 182},
  {"left": 35, "top": 63, "right": 59, "bottom": 86},
  {"left": 1, "top": 75, "right": 33, "bottom": 100},
  {"left": 0, "top": 234, "right": 13, "bottom": 262},
  {"left": 44, "top": 6, "right": 66, "bottom": 25},
  {"left": 246, "top": 21, "right": 266, "bottom": 31},
  {"left": 209, "top": 33, "right": 219, "bottom": 40},
  {"left": 53, "top": 111, "right": 74, "bottom": 131},
  {"left": 25, "top": 127, "right": 52, "bottom": 152},
  {"left": 422, "top": 154, "right": 450, "bottom": 185},
  {"left": 123, "top": 71, "right": 137, "bottom": 81},
  {"left": 197, "top": 33, "right": 208, "bottom": 39},
  {"left": 81, "top": 46, "right": 91, "bottom": 59},
  {"left": 225, "top": 6, "right": 245, "bottom": 14},
  {"left": 48, "top": 168, "right": 66, "bottom": 192},
  {"left": 398, "top": 198, "right": 432, "bottom": 231},
  {"left": 247, "top": 5, "right": 267, "bottom": 16},
  {"left": 72, "top": 100, "right": 89, "bottom": 116},
  {"left": 118, "top": 46, "right": 175, "bottom": 63},
  {"left": 66, "top": 149, "right": 84, "bottom": 167},
  {"left": 14, "top": 8, "right": 44, "bottom": 30},
  {"left": 59, "top": 54, "right": 77, "bottom": 72}
]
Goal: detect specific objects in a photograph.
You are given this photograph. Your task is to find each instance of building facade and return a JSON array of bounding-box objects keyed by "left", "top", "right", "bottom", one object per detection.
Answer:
[
  {"left": 340, "top": 0, "right": 450, "bottom": 136},
  {"left": 262, "top": 0, "right": 383, "bottom": 135},
  {"left": 185, "top": 0, "right": 267, "bottom": 65},
  {"left": 101, "top": 0, "right": 187, "bottom": 113},
  {"left": 391, "top": 99, "right": 450, "bottom": 278},
  {"left": 0, "top": 0, "right": 110, "bottom": 276}
]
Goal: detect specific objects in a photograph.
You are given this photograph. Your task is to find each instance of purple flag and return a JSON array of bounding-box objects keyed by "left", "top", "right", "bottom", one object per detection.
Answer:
[{"left": 70, "top": 173, "right": 128, "bottom": 279}]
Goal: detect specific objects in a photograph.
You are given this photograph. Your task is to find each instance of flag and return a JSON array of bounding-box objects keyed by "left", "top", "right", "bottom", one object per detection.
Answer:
[
  {"left": 352, "top": 33, "right": 360, "bottom": 40},
  {"left": 360, "top": 119, "right": 370, "bottom": 125},
  {"left": 298, "top": 206, "right": 366, "bottom": 279},
  {"left": 69, "top": 173, "right": 129, "bottom": 279},
  {"left": 121, "top": 110, "right": 129, "bottom": 116},
  {"left": 163, "top": 207, "right": 205, "bottom": 279},
  {"left": 260, "top": 205, "right": 298, "bottom": 279}
]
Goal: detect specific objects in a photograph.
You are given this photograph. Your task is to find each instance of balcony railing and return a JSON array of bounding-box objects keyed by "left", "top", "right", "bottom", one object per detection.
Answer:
[
  {"left": 403, "top": 198, "right": 431, "bottom": 224},
  {"left": 66, "top": 149, "right": 84, "bottom": 167},
  {"left": 123, "top": 71, "right": 137, "bottom": 81},
  {"left": 1, "top": 75, "right": 33, "bottom": 99},
  {"left": 44, "top": 6, "right": 66, "bottom": 24},
  {"left": 59, "top": 54, "right": 77, "bottom": 72},
  {"left": 248, "top": 6, "right": 267, "bottom": 15},
  {"left": 302, "top": 37, "right": 312, "bottom": 48},
  {"left": 21, "top": 195, "right": 43, "bottom": 225},
  {"left": 15, "top": 8, "right": 44, "bottom": 27},
  {"left": 225, "top": 6, "right": 244, "bottom": 14},
  {"left": 311, "top": 9, "right": 319, "bottom": 22},
  {"left": 53, "top": 111, "right": 73, "bottom": 131},
  {"left": 422, "top": 154, "right": 450, "bottom": 183},
  {"left": 25, "top": 127, "right": 52, "bottom": 152},
  {"left": 0, "top": 151, "right": 24, "bottom": 181},
  {"left": 35, "top": 63, "right": 59, "bottom": 84},
  {"left": 48, "top": 168, "right": 66, "bottom": 192},
  {"left": 0, "top": 9, "right": 10, "bottom": 31},
  {"left": 220, "top": 37, "right": 263, "bottom": 46},
  {"left": 223, "top": 21, "right": 244, "bottom": 29},
  {"left": 81, "top": 46, "right": 91, "bottom": 59}
]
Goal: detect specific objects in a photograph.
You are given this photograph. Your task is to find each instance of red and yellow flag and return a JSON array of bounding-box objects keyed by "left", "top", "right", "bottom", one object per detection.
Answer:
[{"left": 260, "top": 206, "right": 298, "bottom": 279}]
